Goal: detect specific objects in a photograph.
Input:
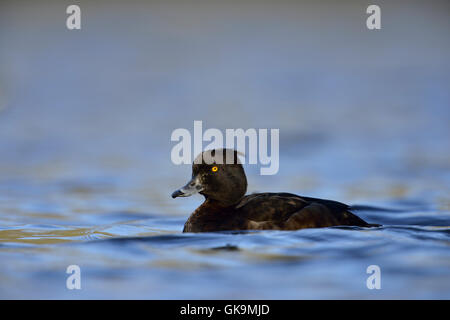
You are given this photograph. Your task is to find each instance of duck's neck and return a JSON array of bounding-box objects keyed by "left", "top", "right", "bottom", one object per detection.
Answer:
[
  {"left": 201, "top": 196, "right": 245, "bottom": 211},
  {"left": 198, "top": 198, "right": 230, "bottom": 213}
]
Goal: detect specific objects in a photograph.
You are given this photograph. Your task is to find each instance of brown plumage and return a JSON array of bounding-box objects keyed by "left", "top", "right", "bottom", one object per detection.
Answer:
[{"left": 171, "top": 149, "right": 380, "bottom": 233}]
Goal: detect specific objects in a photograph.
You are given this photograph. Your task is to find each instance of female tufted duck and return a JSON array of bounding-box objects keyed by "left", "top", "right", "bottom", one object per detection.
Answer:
[{"left": 172, "top": 149, "right": 380, "bottom": 233}]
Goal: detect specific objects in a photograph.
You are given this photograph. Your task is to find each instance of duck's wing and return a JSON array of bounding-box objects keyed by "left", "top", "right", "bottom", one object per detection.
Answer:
[
  {"left": 234, "top": 193, "right": 310, "bottom": 221},
  {"left": 235, "top": 192, "right": 374, "bottom": 229}
]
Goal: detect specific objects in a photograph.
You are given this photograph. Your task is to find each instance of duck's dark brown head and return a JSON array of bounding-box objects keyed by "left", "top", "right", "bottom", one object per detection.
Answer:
[{"left": 171, "top": 149, "right": 247, "bottom": 207}]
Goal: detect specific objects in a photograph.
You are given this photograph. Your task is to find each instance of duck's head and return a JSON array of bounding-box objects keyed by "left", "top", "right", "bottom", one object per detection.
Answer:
[{"left": 171, "top": 149, "right": 247, "bottom": 207}]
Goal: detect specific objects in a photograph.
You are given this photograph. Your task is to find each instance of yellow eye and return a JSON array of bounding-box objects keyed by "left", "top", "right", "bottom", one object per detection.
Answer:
[{"left": 211, "top": 166, "right": 218, "bottom": 172}]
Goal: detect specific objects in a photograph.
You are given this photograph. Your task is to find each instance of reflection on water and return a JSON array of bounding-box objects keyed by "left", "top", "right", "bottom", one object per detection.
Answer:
[{"left": 0, "top": 0, "right": 449, "bottom": 299}]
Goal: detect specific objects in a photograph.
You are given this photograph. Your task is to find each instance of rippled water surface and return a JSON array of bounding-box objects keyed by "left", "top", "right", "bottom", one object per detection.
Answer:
[{"left": 0, "top": 0, "right": 449, "bottom": 299}]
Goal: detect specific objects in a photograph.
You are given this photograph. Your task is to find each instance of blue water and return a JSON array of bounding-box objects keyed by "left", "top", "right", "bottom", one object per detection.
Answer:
[{"left": 0, "top": 0, "right": 449, "bottom": 299}]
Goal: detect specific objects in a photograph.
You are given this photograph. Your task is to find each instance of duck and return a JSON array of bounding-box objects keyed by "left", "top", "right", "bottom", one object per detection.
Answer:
[{"left": 171, "top": 149, "right": 380, "bottom": 233}]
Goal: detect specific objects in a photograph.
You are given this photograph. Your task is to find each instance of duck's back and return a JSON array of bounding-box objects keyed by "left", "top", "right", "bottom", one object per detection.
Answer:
[{"left": 234, "top": 192, "right": 375, "bottom": 230}]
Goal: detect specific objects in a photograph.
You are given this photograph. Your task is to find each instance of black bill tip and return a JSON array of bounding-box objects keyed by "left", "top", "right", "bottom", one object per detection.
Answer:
[{"left": 171, "top": 189, "right": 184, "bottom": 198}]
